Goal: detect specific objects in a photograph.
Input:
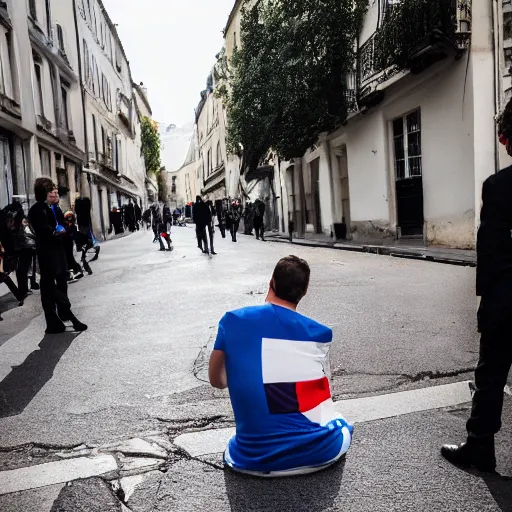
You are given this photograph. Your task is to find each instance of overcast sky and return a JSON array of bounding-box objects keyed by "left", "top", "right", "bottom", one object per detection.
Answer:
[{"left": 102, "top": 0, "right": 235, "bottom": 169}]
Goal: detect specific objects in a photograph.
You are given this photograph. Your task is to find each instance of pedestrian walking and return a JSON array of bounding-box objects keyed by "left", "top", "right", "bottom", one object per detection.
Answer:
[
  {"left": 63, "top": 211, "right": 84, "bottom": 282},
  {"left": 193, "top": 196, "right": 215, "bottom": 255},
  {"left": 134, "top": 202, "right": 142, "bottom": 231},
  {"left": 253, "top": 199, "right": 266, "bottom": 241},
  {"left": 125, "top": 201, "right": 136, "bottom": 232},
  {"left": 441, "top": 98, "right": 512, "bottom": 473},
  {"left": 28, "top": 178, "right": 87, "bottom": 334},
  {"left": 1, "top": 201, "right": 39, "bottom": 301},
  {"left": 75, "top": 196, "right": 99, "bottom": 274},
  {"left": 215, "top": 199, "right": 227, "bottom": 239},
  {"left": 227, "top": 199, "right": 241, "bottom": 243}
]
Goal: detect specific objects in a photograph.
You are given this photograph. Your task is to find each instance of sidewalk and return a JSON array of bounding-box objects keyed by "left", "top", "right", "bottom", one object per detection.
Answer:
[{"left": 265, "top": 232, "right": 476, "bottom": 267}]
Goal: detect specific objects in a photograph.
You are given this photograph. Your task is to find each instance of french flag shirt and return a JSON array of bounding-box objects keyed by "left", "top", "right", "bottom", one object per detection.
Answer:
[{"left": 215, "top": 303, "right": 353, "bottom": 475}]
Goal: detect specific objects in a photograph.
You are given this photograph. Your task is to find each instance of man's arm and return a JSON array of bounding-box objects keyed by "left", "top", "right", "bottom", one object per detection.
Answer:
[
  {"left": 209, "top": 350, "right": 227, "bottom": 389},
  {"left": 476, "top": 177, "right": 503, "bottom": 297}
]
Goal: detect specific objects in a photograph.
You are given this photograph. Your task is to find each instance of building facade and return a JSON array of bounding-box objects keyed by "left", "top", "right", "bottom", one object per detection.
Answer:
[
  {"left": 0, "top": 0, "right": 86, "bottom": 213},
  {"left": 219, "top": 0, "right": 502, "bottom": 250},
  {"left": 0, "top": 1, "right": 154, "bottom": 241},
  {"left": 75, "top": 0, "right": 146, "bottom": 239},
  {"left": 133, "top": 81, "right": 157, "bottom": 206},
  {"left": 195, "top": 70, "right": 229, "bottom": 201}
]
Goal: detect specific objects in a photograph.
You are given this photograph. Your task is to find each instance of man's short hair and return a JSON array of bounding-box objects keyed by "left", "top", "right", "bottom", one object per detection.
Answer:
[
  {"left": 272, "top": 255, "right": 310, "bottom": 304},
  {"left": 34, "top": 177, "right": 56, "bottom": 202}
]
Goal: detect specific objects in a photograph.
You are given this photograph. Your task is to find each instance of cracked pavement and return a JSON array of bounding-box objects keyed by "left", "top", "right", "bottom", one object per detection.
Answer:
[{"left": 0, "top": 227, "right": 511, "bottom": 511}]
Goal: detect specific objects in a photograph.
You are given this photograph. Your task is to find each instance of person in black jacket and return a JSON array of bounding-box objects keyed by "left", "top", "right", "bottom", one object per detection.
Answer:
[
  {"left": 441, "top": 99, "right": 512, "bottom": 473},
  {"left": 193, "top": 196, "right": 215, "bottom": 255},
  {"left": 1, "top": 201, "right": 39, "bottom": 299},
  {"left": 28, "top": 178, "right": 87, "bottom": 334}
]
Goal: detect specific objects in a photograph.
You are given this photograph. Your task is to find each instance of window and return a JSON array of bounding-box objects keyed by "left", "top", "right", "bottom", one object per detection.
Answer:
[
  {"left": 45, "top": 0, "right": 51, "bottom": 37},
  {"left": 115, "top": 45, "right": 122, "bottom": 73},
  {"left": 33, "top": 53, "right": 44, "bottom": 117},
  {"left": 116, "top": 138, "right": 122, "bottom": 172},
  {"left": 29, "top": 0, "right": 37, "bottom": 20},
  {"left": 100, "top": 23, "right": 105, "bottom": 49},
  {"left": 56, "top": 24, "right": 65, "bottom": 53},
  {"left": 393, "top": 109, "right": 422, "bottom": 180},
  {"left": 233, "top": 31, "right": 237, "bottom": 50},
  {"left": 83, "top": 39, "right": 90, "bottom": 85},
  {"left": 0, "top": 26, "right": 14, "bottom": 100},
  {"left": 91, "top": 54, "right": 97, "bottom": 94},
  {"left": 60, "top": 81, "right": 70, "bottom": 132},
  {"left": 39, "top": 146, "right": 51, "bottom": 176},
  {"left": 216, "top": 142, "right": 222, "bottom": 167},
  {"left": 92, "top": 114, "right": 98, "bottom": 160},
  {"left": 171, "top": 176, "right": 177, "bottom": 194},
  {"left": 101, "top": 126, "right": 106, "bottom": 159}
]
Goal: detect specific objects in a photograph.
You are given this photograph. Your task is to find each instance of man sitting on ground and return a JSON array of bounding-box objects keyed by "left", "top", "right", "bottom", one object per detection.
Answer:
[{"left": 209, "top": 255, "right": 352, "bottom": 477}]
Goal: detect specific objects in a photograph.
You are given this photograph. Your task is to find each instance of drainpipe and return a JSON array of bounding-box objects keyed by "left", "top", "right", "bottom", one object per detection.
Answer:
[{"left": 72, "top": 0, "right": 89, "bottom": 194}]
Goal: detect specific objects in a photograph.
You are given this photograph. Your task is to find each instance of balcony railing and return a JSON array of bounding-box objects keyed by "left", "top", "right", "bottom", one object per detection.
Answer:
[{"left": 356, "top": 0, "right": 471, "bottom": 103}]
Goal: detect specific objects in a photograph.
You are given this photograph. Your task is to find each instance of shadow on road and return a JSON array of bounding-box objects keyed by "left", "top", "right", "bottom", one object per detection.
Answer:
[
  {"left": 224, "top": 459, "right": 345, "bottom": 512},
  {"left": 483, "top": 474, "right": 512, "bottom": 512},
  {"left": 0, "top": 292, "right": 19, "bottom": 320},
  {"left": 0, "top": 332, "right": 79, "bottom": 418}
]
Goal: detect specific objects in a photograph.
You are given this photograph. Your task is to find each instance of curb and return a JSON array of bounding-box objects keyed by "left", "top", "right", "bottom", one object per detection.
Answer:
[{"left": 265, "top": 237, "right": 476, "bottom": 268}]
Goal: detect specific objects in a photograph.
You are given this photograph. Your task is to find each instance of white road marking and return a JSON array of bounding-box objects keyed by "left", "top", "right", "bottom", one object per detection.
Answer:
[
  {"left": 174, "top": 380, "right": 472, "bottom": 457},
  {"left": 0, "top": 454, "right": 117, "bottom": 496}
]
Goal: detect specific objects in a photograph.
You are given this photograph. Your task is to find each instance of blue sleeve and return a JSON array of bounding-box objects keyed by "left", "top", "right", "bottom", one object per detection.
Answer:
[{"left": 213, "top": 316, "right": 227, "bottom": 351}]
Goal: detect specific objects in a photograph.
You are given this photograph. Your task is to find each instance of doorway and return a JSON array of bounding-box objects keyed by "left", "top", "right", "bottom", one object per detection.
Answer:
[
  {"left": 337, "top": 146, "right": 351, "bottom": 238},
  {"left": 308, "top": 158, "right": 322, "bottom": 234},
  {"left": 392, "top": 109, "right": 424, "bottom": 238}
]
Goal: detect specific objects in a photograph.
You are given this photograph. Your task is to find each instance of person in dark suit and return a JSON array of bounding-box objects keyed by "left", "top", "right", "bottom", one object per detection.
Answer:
[
  {"left": 441, "top": 100, "right": 512, "bottom": 473},
  {"left": 28, "top": 178, "right": 87, "bottom": 334},
  {"left": 193, "top": 196, "right": 215, "bottom": 255}
]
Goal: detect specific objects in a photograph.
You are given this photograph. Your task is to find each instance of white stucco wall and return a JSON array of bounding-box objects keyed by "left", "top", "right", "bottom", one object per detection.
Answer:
[{"left": 381, "top": 59, "right": 476, "bottom": 248}]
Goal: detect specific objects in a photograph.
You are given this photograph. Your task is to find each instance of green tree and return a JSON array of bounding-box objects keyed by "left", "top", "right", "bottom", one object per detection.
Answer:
[
  {"left": 223, "top": 0, "right": 367, "bottom": 172},
  {"left": 141, "top": 116, "right": 161, "bottom": 174},
  {"left": 157, "top": 168, "right": 168, "bottom": 203}
]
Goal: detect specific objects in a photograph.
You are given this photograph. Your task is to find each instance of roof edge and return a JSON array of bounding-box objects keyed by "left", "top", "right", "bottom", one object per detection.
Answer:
[{"left": 132, "top": 81, "right": 153, "bottom": 116}]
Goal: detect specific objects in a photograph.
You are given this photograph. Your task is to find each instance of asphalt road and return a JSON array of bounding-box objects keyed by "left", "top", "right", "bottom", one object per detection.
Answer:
[{"left": 0, "top": 226, "right": 510, "bottom": 511}]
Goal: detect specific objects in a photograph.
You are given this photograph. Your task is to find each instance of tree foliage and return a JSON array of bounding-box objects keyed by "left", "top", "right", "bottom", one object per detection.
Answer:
[
  {"left": 141, "top": 116, "right": 161, "bottom": 174},
  {"left": 157, "top": 169, "right": 168, "bottom": 203},
  {"left": 223, "top": 0, "right": 367, "bottom": 171}
]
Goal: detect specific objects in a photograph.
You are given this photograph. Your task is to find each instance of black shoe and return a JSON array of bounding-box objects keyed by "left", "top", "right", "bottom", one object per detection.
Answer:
[
  {"left": 74, "top": 272, "right": 84, "bottom": 280},
  {"left": 31, "top": 282, "right": 40, "bottom": 291},
  {"left": 441, "top": 438, "right": 496, "bottom": 473},
  {"left": 159, "top": 248, "right": 166, "bottom": 251},
  {"left": 90, "top": 248, "right": 100, "bottom": 262},
  {"left": 211, "top": 251, "right": 217, "bottom": 255},
  {"left": 45, "top": 323, "right": 66, "bottom": 334},
  {"left": 72, "top": 320, "right": 88, "bottom": 332}
]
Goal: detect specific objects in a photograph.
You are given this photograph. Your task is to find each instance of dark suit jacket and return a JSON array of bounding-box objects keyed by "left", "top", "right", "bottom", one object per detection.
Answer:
[
  {"left": 28, "top": 201, "right": 67, "bottom": 276},
  {"left": 476, "top": 166, "right": 512, "bottom": 331}
]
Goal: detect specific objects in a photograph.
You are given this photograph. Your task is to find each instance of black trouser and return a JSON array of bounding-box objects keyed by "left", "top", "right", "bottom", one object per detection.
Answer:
[
  {"left": 207, "top": 225, "right": 214, "bottom": 253},
  {"left": 15, "top": 249, "right": 35, "bottom": 297},
  {"left": 40, "top": 271, "right": 71, "bottom": 327},
  {"left": 467, "top": 328, "right": 512, "bottom": 437},
  {"left": 254, "top": 222, "right": 264, "bottom": 240},
  {"left": 0, "top": 271, "right": 22, "bottom": 301},
  {"left": 230, "top": 221, "right": 239, "bottom": 242},
  {"left": 196, "top": 225, "right": 208, "bottom": 252},
  {"left": 64, "top": 239, "right": 82, "bottom": 275}
]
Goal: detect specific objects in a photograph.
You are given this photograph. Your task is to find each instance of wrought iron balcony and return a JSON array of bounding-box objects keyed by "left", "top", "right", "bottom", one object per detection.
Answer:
[{"left": 357, "top": 0, "right": 472, "bottom": 105}]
